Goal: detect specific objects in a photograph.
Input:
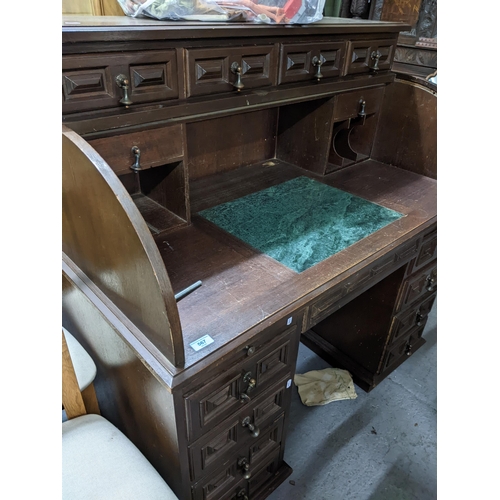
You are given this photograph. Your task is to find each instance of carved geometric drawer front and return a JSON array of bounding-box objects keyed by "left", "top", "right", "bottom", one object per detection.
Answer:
[
  {"left": 279, "top": 42, "right": 346, "bottom": 84},
  {"left": 414, "top": 229, "right": 437, "bottom": 271},
  {"left": 189, "top": 408, "right": 285, "bottom": 483},
  {"left": 186, "top": 45, "right": 278, "bottom": 97},
  {"left": 184, "top": 324, "right": 299, "bottom": 442},
  {"left": 389, "top": 292, "right": 435, "bottom": 346},
  {"left": 62, "top": 50, "right": 178, "bottom": 114},
  {"left": 191, "top": 461, "right": 246, "bottom": 500},
  {"left": 248, "top": 449, "right": 282, "bottom": 498},
  {"left": 381, "top": 324, "right": 425, "bottom": 373},
  {"left": 345, "top": 39, "right": 396, "bottom": 74},
  {"left": 396, "top": 262, "right": 437, "bottom": 312},
  {"left": 189, "top": 377, "right": 289, "bottom": 482}
]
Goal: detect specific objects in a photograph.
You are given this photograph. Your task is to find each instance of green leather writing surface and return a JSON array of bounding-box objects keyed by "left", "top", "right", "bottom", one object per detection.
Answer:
[{"left": 199, "top": 176, "right": 404, "bottom": 273}]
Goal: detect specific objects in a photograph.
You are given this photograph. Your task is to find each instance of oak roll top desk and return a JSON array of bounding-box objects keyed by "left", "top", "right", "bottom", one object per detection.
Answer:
[{"left": 62, "top": 15, "right": 437, "bottom": 500}]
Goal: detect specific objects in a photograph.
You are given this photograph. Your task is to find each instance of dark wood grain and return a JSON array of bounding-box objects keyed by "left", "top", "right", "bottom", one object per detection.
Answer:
[
  {"left": 62, "top": 126, "right": 185, "bottom": 366},
  {"left": 372, "top": 76, "right": 437, "bottom": 178},
  {"left": 186, "top": 110, "right": 278, "bottom": 181}
]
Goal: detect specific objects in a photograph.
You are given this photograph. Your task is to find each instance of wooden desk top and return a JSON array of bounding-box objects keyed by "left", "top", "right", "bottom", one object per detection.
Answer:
[{"left": 158, "top": 159, "right": 436, "bottom": 378}]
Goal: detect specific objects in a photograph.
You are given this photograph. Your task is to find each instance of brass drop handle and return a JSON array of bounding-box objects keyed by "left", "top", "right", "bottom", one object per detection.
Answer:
[
  {"left": 235, "top": 488, "right": 249, "bottom": 500},
  {"left": 130, "top": 146, "right": 141, "bottom": 172},
  {"left": 426, "top": 275, "right": 436, "bottom": 292},
  {"left": 115, "top": 74, "right": 133, "bottom": 107},
  {"left": 231, "top": 62, "right": 244, "bottom": 92},
  {"left": 370, "top": 50, "right": 382, "bottom": 71},
  {"left": 358, "top": 99, "right": 366, "bottom": 118},
  {"left": 311, "top": 56, "right": 324, "bottom": 81},
  {"left": 415, "top": 311, "right": 423, "bottom": 326},
  {"left": 237, "top": 457, "right": 252, "bottom": 479},
  {"left": 405, "top": 342, "right": 413, "bottom": 356},
  {"left": 242, "top": 416, "right": 260, "bottom": 437},
  {"left": 240, "top": 372, "right": 257, "bottom": 403}
]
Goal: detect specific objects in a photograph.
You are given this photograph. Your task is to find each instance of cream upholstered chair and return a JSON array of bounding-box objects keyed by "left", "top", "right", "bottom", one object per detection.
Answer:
[
  {"left": 62, "top": 331, "right": 180, "bottom": 500},
  {"left": 63, "top": 327, "right": 100, "bottom": 415}
]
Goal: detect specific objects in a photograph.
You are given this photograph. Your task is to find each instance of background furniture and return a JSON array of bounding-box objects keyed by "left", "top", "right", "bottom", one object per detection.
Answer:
[{"left": 62, "top": 16, "right": 436, "bottom": 500}]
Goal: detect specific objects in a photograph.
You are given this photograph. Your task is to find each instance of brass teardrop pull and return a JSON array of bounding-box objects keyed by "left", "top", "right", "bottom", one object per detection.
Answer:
[
  {"left": 312, "top": 56, "right": 324, "bottom": 81},
  {"left": 231, "top": 62, "right": 244, "bottom": 92},
  {"left": 130, "top": 146, "right": 141, "bottom": 172},
  {"left": 115, "top": 74, "right": 133, "bottom": 107}
]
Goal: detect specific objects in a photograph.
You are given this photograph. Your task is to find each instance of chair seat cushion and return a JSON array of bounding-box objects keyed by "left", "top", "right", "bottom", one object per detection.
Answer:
[
  {"left": 63, "top": 328, "right": 97, "bottom": 392},
  {"left": 62, "top": 414, "right": 178, "bottom": 500}
]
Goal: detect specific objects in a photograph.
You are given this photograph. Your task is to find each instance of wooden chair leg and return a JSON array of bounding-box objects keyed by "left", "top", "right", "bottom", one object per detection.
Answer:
[{"left": 82, "top": 383, "right": 100, "bottom": 415}]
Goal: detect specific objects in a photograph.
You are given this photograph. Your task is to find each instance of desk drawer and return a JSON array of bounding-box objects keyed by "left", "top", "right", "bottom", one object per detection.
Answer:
[
  {"left": 412, "top": 228, "right": 437, "bottom": 273},
  {"left": 389, "top": 293, "right": 436, "bottom": 346},
  {"left": 333, "top": 86, "right": 385, "bottom": 122},
  {"left": 380, "top": 324, "right": 426, "bottom": 374},
  {"left": 184, "top": 318, "right": 300, "bottom": 442},
  {"left": 88, "top": 125, "right": 184, "bottom": 176},
  {"left": 345, "top": 39, "right": 396, "bottom": 75},
  {"left": 191, "top": 416, "right": 283, "bottom": 500},
  {"left": 186, "top": 45, "right": 278, "bottom": 97},
  {"left": 189, "top": 391, "right": 286, "bottom": 482},
  {"left": 278, "top": 42, "right": 346, "bottom": 84},
  {"left": 396, "top": 262, "right": 437, "bottom": 313},
  {"left": 62, "top": 50, "right": 179, "bottom": 114}
]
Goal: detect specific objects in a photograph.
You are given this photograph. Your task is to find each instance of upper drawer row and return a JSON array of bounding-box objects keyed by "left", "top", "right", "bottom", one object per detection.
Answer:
[{"left": 62, "top": 39, "right": 396, "bottom": 114}]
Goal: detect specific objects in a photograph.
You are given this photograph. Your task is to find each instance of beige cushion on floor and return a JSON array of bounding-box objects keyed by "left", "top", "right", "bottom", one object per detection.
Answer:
[
  {"left": 62, "top": 414, "right": 179, "bottom": 500},
  {"left": 63, "top": 327, "right": 97, "bottom": 391}
]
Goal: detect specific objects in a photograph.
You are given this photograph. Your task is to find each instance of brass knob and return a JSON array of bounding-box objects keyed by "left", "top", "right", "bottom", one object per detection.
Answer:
[
  {"left": 130, "top": 146, "right": 141, "bottom": 172},
  {"left": 115, "top": 74, "right": 133, "bottom": 107},
  {"left": 311, "top": 56, "right": 324, "bottom": 81},
  {"left": 240, "top": 372, "right": 257, "bottom": 403},
  {"left": 242, "top": 416, "right": 260, "bottom": 437},
  {"left": 415, "top": 311, "right": 423, "bottom": 326},
  {"left": 235, "top": 488, "right": 249, "bottom": 500},
  {"left": 405, "top": 342, "right": 413, "bottom": 356},
  {"left": 370, "top": 50, "right": 382, "bottom": 71},
  {"left": 426, "top": 276, "right": 436, "bottom": 292},
  {"left": 237, "top": 457, "right": 252, "bottom": 480},
  {"left": 230, "top": 62, "right": 244, "bottom": 92},
  {"left": 358, "top": 99, "right": 366, "bottom": 118},
  {"left": 245, "top": 345, "right": 255, "bottom": 356}
]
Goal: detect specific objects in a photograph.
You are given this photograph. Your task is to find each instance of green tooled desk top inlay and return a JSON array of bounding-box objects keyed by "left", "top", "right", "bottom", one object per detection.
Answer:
[{"left": 199, "top": 176, "right": 404, "bottom": 273}]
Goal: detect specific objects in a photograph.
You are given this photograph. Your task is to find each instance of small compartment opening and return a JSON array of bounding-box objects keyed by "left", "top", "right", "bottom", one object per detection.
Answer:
[{"left": 120, "top": 161, "right": 188, "bottom": 235}]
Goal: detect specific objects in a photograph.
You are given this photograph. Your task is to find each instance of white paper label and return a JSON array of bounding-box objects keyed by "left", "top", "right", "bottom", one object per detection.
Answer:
[
  {"left": 287, "top": 316, "right": 293, "bottom": 325},
  {"left": 190, "top": 335, "right": 214, "bottom": 352},
  {"left": 286, "top": 379, "right": 292, "bottom": 389}
]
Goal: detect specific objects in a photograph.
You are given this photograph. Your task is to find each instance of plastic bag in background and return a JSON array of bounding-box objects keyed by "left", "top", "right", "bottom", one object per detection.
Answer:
[{"left": 117, "top": 0, "right": 327, "bottom": 24}]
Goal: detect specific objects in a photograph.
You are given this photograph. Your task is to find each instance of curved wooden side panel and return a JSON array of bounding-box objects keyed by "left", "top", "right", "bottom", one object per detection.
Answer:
[
  {"left": 62, "top": 125, "right": 184, "bottom": 367},
  {"left": 371, "top": 75, "right": 437, "bottom": 179}
]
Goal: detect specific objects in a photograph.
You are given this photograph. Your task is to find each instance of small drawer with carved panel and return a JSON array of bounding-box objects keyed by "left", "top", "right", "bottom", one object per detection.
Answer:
[
  {"left": 396, "top": 262, "right": 437, "bottom": 313},
  {"left": 184, "top": 318, "right": 300, "bottom": 442},
  {"left": 189, "top": 379, "right": 289, "bottom": 488},
  {"left": 62, "top": 50, "right": 179, "bottom": 114},
  {"left": 191, "top": 463, "right": 248, "bottom": 500},
  {"left": 333, "top": 86, "right": 385, "bottom": 122},
  {"left": 186, "top": 45, "right": 278, "bottom": 97},
  {"left": 380, "top": 323, "right": 426, "bottom": 374},
  {"left": 389, "top": 293, "right": 436, "bottom": 346},
  {"left": 88, "top": 125, "right": 184, "bottom": 177},
  {"left": 278, "top": 42, "right": 346, "bottom": 85},
  {"left": 410, "top": 227, "right": 437, "bottom": 274},
  {"left": 345, "top": 39, "right": 396, "bottom": 75}
]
